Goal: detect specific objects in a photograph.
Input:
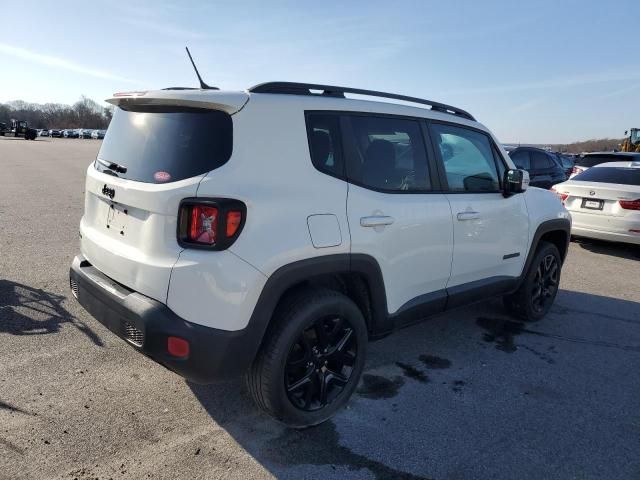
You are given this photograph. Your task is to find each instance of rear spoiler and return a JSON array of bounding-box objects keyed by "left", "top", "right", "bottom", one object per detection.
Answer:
[{"left": 106, "top": 90, "right": 249, "bottom": 115}]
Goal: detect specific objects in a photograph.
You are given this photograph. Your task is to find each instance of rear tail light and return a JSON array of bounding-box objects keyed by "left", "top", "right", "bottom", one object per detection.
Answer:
[
  {"left": 189, "top": 205, "right": 218, "bottom": 244},
  {"left": 226, "top": 211, "right": 242, "bottom": 237},
  {"left": 178, "top": 198, "right": 246, "bottom": 250},
  {"left": 619, "top": 199, "right": 640, "bottom": 211},
  {"left": 550, "top": 187, "right": 568, "bottom": 203},
  {"left": 571, "top": 166, "right": 583, "bottom": 175}
]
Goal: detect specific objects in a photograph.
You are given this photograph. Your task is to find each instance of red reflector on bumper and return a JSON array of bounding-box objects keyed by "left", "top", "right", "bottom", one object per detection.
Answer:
[{"left": 167, "top": 337, "right": 190, "bottom": 358}]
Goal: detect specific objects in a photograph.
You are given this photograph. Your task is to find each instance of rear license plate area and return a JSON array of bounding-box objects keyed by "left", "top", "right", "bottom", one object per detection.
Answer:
[
  {"left": 105, "top": 201, "right": 129, "bottom": 235},
  {"left": 581, "top": 198, "right": 604, "bottom": 210}
]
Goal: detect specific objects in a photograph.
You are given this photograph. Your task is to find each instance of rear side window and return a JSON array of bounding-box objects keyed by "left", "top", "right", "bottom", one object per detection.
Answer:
[
  {"left": 431, "top": 123, "right": 500, "bottom": 192},
  {"left": 572, "top": 167, "right": 640, "bottom": 186},
  {"left": 343, "top": 115, "right": 431, "bottom": 192},
  {"left": 510, "top": 150, "right": 531, "bottom": 170},
  {"left": 531, "top": 151, "right": 552, "bottom": 169},
  {"left": 96, "top": 106, "right": 232, "bottom": 183},
  {"left": 305, "top": 113, "right": 344, "bottom": 178}
]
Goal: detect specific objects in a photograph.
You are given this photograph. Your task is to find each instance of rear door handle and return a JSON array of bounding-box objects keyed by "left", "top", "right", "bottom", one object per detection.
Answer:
[
  {"left": 360, "top": 215, "right": 395, "bottom": 227},
  {"left": 456, "top": 211, "right": 480, "bottom": 221}
]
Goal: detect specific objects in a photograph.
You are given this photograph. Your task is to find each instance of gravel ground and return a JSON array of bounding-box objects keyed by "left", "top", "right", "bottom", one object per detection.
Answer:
[{"left": 1, "top": 137, "right": 639, "bottom": 480}]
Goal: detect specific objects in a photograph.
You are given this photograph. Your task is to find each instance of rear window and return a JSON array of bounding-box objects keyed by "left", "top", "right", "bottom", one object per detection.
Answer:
[
  {"left": 96, "top": 106, "right": 232, "bottom": 183},
  {"left": 572, "top": 167, "right": 640, "bottom": 186}
]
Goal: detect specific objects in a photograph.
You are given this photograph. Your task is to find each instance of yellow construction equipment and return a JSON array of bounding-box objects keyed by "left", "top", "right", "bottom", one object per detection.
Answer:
[{"left": 621, "top": 128, "right": 640, "bottom": 152}]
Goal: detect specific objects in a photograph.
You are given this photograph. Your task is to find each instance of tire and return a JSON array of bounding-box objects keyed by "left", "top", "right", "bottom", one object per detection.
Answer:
[
  {"left": 247, "top": 288, "right": 367, "bottom": 428},
  {"left": 503, "top": 241, "right": 561, "bottom": 322}
]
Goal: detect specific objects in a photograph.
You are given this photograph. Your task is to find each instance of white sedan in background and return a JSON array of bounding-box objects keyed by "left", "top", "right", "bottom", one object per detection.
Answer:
[{"left": 553, "top": 161, "right": 640, "bottom": 245}]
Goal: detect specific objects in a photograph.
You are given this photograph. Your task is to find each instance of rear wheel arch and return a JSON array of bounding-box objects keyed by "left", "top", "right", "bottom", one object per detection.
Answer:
[{"left": 246, "top": 254, "right": 389, "bottom": 364}]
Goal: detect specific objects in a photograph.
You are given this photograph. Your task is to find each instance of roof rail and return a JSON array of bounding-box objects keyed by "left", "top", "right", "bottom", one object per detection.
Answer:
[{"left": 248, "top": 82, "right": 475, "bottom": 121}]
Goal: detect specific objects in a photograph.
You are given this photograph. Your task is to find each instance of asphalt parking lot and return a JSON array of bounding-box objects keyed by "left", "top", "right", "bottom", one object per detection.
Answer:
[{"left": 1, "top": 137, "right": 639, "bottom": 480}]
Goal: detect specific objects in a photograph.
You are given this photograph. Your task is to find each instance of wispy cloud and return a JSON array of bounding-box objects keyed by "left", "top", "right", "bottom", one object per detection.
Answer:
[
  {"left": 0, "top": 43, "right": 140, "bottom": 84},
  {"left": 598, "top": 83, "right": 640, "bottom": 99}
]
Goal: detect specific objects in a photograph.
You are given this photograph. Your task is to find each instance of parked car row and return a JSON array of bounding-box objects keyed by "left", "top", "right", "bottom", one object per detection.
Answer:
[
  {"left": 38, "top": 128, "right": 106, "bottom": 139},
  {"left": 503, "top": 145, "right": 640, "bottom": 245}
]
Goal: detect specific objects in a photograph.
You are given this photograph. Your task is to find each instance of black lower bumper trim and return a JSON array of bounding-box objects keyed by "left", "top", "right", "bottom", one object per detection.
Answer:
[{"left": 69, "top": 255, "right": 256, "bottom": 383}]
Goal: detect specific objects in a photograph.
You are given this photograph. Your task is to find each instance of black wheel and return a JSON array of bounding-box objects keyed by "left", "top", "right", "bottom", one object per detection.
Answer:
[
  {"left": 504, "top": 241, "right": 561, "bottom": 321},
  {"left": 247, "top": 288, "right": 367, "bottom": 428}
]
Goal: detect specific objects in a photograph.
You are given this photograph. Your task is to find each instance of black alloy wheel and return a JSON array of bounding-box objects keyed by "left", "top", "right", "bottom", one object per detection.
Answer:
[
  {"left": 247, "top": 288, "right": 367, "bottom": 428},
  {"left": 503, "top": 241, "right": 562, "bottom": 322},
  {"left": 285, "top": 316, "right": 357, "bottom": 411},
  {"left": 531, "top": 253, "right": 559, "bottom": 314}
]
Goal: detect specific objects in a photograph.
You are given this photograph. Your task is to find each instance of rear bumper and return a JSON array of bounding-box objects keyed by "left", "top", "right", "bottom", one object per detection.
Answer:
[
  {"left": 69, "top": 255, "right": 258, "bottom": 383},
  {"left": 572, "top": 226, "right": 640, "bottom": 245}
]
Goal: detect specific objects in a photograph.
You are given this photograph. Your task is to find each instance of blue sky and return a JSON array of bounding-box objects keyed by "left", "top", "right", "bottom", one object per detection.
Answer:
[{"left": 0, "top": 0, "right": 638, "bottom": 143}]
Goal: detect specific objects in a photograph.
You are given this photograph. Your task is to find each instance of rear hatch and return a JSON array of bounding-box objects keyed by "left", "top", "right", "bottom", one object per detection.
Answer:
[
  {"left": 560, "top": 182, "right": 635, "bottom": 216},
  {"left": 80, "top": 91, "right": 245, "bottom": 302}
]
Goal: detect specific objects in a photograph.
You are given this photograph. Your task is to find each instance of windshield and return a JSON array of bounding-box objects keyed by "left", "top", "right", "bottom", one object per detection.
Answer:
[
  {"left": 572, "top": 167, "right": 640, "bottom": 186},
  {"left": 96, "top": 105, "right": 233, "bottom": 183}
]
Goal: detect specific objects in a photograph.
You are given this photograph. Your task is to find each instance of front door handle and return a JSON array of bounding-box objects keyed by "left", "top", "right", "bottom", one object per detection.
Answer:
[
  {"left": 456, "top": 211, "right": 480, "bottom": 221},
  {"left": 360, "top": 215, "right": 395, "bottom": 227}
]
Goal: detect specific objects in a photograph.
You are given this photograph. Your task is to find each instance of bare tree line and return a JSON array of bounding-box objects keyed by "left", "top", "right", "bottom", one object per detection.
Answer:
[
  {"left": 549, "top": 138, "right": 625, "bottom": 154},
  {"left": 0, "top": 98, "right": 626, "bottom": 153},
  {"left": 0, "top": 96, "right": 113, "bottom": 129}
]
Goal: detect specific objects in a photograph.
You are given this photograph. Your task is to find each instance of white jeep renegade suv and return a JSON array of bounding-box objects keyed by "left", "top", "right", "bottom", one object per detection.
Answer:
[{"left": 70, "top": 82, "right": 570, "bottom": 427}]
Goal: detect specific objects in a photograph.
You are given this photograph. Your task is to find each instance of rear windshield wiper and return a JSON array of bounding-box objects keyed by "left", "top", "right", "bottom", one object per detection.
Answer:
[{"left": 97, "top": 158, "right": 127, "bottom": 174}]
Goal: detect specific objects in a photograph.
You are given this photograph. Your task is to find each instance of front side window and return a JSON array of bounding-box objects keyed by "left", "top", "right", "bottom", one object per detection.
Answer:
[
  {"left": 431, "top": 123, "right": 500, "bottom": 192},
  {"left": 343, "top": 115, "right": 431, "bottom": 192}
]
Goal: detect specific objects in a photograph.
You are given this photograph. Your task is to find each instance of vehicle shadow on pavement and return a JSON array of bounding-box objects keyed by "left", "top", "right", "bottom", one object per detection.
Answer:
[
  {"left": 572, "top": 238, "right": 640, "bottom": 260},
  {"left": 187, "top": 289, "right": 640, "bottom": 480},
  {"left": 0, "top": 279, "right": 103, "bottom": 346},
  {"left": 188, "top": 379, "right": 429, "bottom": 480}
]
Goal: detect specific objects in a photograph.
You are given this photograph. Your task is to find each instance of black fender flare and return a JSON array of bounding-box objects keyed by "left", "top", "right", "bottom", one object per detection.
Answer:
[
  {"left": 517, "top": 217, "right": 571, "bottom": 289},
  {"left": 241, "top": 253, "right": 389, "bottom": 367}
]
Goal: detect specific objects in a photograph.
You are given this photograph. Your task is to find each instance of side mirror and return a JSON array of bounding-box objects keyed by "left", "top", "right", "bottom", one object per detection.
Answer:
[{"left": 503, "top": 169, "right": 529, "bottom": 197}]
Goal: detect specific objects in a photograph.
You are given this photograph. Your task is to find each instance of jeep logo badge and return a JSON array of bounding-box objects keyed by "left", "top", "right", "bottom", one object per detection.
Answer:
[{"left": 102, "top": 184, "right": 115, "bottom": 199}]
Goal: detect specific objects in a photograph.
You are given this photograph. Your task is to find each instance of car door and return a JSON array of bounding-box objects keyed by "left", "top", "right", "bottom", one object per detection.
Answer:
[
  {"left": 344, "top": 114, "right": 453, "bottom": 323},
  {"left": 429, "top": 122, "right": 529, "bottom": 305}
]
